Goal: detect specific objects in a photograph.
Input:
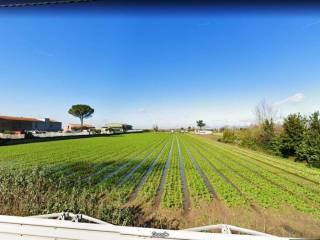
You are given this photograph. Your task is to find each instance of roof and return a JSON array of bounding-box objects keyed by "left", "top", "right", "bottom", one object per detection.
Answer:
[
  {"left": 106, "top": 123, "right": 132, "bottom": 128},
  {"left": 43, "top": 118, "right": 61, "bottom": 123},
  {"left": 0, "top": 115, "right": 41, "bottom": 122},
  {"left": 68, "top": 124, "right": 95, "bottom": 128},
  {"left": 106, "top": 123, "right": 124, "bottom": 128}
]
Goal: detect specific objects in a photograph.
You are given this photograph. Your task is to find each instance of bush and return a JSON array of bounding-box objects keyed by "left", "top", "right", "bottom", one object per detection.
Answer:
[
  {"left": 280, "top": 113, "right": 306, "bottom": 157},
  {"left": 237, "top": 127, "right": 259, "bottom": 150},
  {"left": 297, "top": 112, "right": 320, "bottom": 167},
  {"left": 100, "top": 205, "right": 144, "bottom": 226},
  {"left": 220, "top": 128, "right": 237, "bottom": 143},
  {"left": 258, "top": 119, "right": 275, "bottom": 149}
]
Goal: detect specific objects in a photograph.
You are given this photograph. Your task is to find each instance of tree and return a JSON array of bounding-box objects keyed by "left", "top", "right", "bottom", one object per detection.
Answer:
[
  {"left": 297, "top": 111, "right": 320, "bottom": 167},
  {"left": 280, "top": 113, "right": 306, "bottom": 157},
  {"left": 196, "top": 120, "right": 206, "bottom": 130},
  {"left": 254, "top": 99, "right": 278, "bottom": 124},
  {"left": 259, "top": 119, "right": 275, "bottom": 149},
  {"left": 153, "top": 125, "right": 159, "bottom": 132},
  {"left": 68, "top": 104, "right": 94, "bottom": 130}
]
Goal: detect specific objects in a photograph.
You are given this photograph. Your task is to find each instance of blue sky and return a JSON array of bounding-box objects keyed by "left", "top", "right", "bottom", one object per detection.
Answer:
[{"left": 0, "top": 10, "right": 320, "bottom": 128}]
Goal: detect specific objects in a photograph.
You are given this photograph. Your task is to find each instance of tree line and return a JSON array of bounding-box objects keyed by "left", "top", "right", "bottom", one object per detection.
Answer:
[{"left": 220, "top": 101, "right": 320, "bottom": 168}]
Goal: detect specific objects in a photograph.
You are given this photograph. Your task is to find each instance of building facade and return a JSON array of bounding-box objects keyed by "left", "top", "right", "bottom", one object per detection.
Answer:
[
  {"left": 64, "top": 124, "right": 95, "bottom": 132},
  {"left": 0, "top": 116, "right": 62, "bottom": 133},
  {"left": 105, "top": 123, "right": 133, "bottom": 134}
]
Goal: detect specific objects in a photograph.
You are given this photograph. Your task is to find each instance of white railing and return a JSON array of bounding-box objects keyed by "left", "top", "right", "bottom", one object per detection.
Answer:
[
  {"left": 0, "top": 133, "right": 25, "bottom": 139},
  {"left": 0, "top": 213, "right": 292, "bottom": 240}
]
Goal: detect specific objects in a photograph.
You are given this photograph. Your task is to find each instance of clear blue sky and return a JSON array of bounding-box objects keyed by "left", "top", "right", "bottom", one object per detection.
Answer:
[{"left": 0, "top": 10, "right": 320, "bottom": 128}]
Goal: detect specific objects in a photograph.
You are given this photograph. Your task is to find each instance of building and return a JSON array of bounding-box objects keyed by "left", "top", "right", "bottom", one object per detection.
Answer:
[
  {"left": 194, "top": 129, "right": 213, "bottom": 135},
  {"left": 64, "top": 123, "right": 95, "bottom": 132},
  {"left": 105, "top": 123, "right": 133, "bottom": 134},
  {"left": 0, "top": 116, "right": 62, "bottom": 133}
]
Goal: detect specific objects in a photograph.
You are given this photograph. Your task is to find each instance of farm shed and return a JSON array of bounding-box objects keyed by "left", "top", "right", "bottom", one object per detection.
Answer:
[
  {"left": 65, "top": 123, "right": 95, "bottom": 132},
  {"left": 105, "top": 123, "right": 133, "bottom": 133},
  {"left": 0, "top": 116, "right": 62, "bottom": 133},
  {"left": 194, "top": 129, "right": 213, "bottom": 135}
]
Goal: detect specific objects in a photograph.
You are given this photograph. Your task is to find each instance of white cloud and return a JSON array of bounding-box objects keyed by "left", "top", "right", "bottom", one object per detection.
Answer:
[{"left": 274, "top": 93, "right": 305, "bottom": 106}]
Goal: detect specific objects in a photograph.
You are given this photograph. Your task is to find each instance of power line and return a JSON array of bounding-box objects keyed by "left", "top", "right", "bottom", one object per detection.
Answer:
[{"left": 0, "top": 0, "right": 95, "bottom": 8}]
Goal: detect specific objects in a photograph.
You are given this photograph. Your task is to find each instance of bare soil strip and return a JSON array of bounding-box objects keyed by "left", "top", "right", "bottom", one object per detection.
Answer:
[
  {"left": 176, "top": 137, "right": 191, "bottom": 212},
  {"left": 154, "top": 139, "right": 174, "bottom": 207},
  {"left": 181, "top": 140, "right": 217, "bottom": 199},
  {"left": 128, "top": 140, "right": 170, "bottom": 202}
]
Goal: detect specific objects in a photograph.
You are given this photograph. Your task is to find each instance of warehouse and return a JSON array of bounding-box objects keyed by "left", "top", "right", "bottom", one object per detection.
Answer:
[
  {"left": 64, "top": 123, "right": 95, "bottom": 132},
  {"left": 0, "top": 116, "right": 62, "bottom": 133},
  {"left": 105, "top": 123, "right": 133, "bottom": 134}
]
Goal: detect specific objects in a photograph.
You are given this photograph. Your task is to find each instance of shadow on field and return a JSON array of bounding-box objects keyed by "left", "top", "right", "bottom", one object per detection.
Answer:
[
  {"left": 0, "top": 164, "right": 181, "bottom": 229},
  {"left": 0, "top": 133, "right": 124, "bottom": 146}
]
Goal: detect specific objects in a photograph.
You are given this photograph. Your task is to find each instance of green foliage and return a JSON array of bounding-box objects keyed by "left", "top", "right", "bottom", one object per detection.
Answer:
[
  {"left": 68, "top": 104, "right": 94, "bottom": 127},
  {"left": 280, "top": 113, "right": 306, "bottom": 157},
  {"left": 220, "top": 128, "right": 237, "bottom": 143},
  {"left": 0, "top": 132, "right": 320, "bottom": 222},
  {"left": 235, "top": 128, "right": 258, "bottom": 150},
  {"left": 161, "top": 141, "right": 184, "bottom": 208},
  {"left": 100, "top": 205, "right": 144, "bottom": 226},
  {"left": 297, "top": 112, "right": 320, "bottom": 167},
  {"left": 219, "top": 112, "right": 320, "bottom": 166},
  {"left": 259, "top": 119, "right": 275, "bottom": 149},
  {"left": 90, "top": 128, "right": 101, "bottom": 134},
  {"left": 196, "top": 120, "right": 206, "bottom": 130}
]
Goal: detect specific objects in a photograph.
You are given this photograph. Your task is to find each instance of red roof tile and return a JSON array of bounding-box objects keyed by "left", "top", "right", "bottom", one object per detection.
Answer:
[{"left": 0, "top": 115, "right": 41, "bottom": 122}]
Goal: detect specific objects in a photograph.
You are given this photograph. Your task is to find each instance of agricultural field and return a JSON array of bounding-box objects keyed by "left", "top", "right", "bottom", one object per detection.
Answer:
[{"left": 0, "top": 132, "right": 320, "bottom": 237}]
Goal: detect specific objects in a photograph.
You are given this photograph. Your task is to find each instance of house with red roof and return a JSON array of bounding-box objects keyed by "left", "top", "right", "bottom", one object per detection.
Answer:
[{"left": 0, "top": 116, "right": 62, "bottom": 133}]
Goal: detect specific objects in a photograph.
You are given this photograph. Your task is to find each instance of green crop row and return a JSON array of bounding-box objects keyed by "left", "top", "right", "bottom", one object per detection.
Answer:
[
  {"left": 177, "top": 137, "right": 212, "bottom": 207},
  {"left": 135, "top": 138, "right": 173, "bottom": 206},
  {"left": 186, "top": 134, "right": 320, "bottom": 216},
  {"left": 107, "top": 138, "right": 171, "bottom": 203},
  {"left": 161, "top": 139, "right": 184, "bottom": 209}
]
